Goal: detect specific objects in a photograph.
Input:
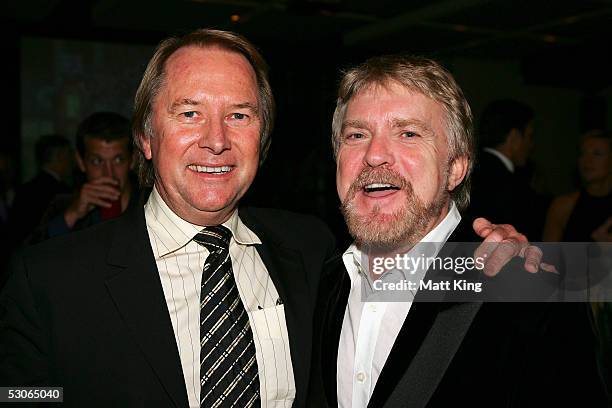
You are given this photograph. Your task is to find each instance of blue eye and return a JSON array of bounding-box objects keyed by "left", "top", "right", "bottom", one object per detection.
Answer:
[
  {"left": 401, "top": 131, "right": 417, "bottom": 138},
  {"left": 347, "top": 133, "right": 364, "bottom": 139},
  {"left": 183, "top": 111, "right": 197, "bottom": 118}
]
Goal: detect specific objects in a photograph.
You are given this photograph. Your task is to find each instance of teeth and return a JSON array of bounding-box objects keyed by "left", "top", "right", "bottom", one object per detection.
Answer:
[
  {"left": 365, "top": 183, "right": 395, "bottom": 189},
  {"left": 188, "top": 165, "right": 232, "bottom": 173}
]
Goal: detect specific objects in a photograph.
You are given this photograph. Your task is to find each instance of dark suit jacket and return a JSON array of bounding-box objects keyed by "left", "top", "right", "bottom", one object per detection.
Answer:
[
  {"left": 308, "top": 225, "right": 608, "bottom": 407},
  {"left": 9, "top": 171, "right": 70, "bottom": 243},
  {"left": 0, "top": 196, "right": 336, "bottom": 407},
  {"left": 469, "top": 150, "right": 547, "bottom": 240}
]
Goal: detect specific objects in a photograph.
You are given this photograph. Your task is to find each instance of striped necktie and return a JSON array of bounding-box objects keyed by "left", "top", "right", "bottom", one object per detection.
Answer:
[{"left": 194, "top": 225, "right": 260, "bottom": 407}]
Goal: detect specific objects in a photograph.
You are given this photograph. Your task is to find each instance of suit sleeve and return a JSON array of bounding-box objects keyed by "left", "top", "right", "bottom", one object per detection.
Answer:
[{"left": 0, "top": 252, "right": 49, "bottom": 387}]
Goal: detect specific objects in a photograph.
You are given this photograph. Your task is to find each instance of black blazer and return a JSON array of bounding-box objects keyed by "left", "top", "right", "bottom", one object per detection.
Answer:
[
  {"left": 308, "top": 225, "right": 608, "bottom": 407},
  {"left": 468, "top": 150, "right": 546, "bottom": 240},
  {"left": 0, "top": 196, "right": 336, "bottom": 407}
]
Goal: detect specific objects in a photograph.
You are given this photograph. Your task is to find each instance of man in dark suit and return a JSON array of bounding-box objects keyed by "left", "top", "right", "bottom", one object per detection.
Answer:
[
  {"left": 469, "top": 99, "right": 547, "bottom": 240},
  {"left": 10, "top": 134, "right": 72, "bottom": 243},
  {"left": 0, "top": 29, "right": 335, "bottom": 407},
  {"left": 309, "top": 55, "right": 607, "bottom": 407}
]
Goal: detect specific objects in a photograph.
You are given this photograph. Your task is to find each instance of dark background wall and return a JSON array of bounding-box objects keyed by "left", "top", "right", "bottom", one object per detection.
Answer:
[{"left": 3, "top": 0, "right": 612, "bottom": 244}]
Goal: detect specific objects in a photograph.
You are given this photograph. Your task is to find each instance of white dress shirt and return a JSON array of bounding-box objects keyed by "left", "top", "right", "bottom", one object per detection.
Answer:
[
  {"left": 144, "top": 188, "right": 295, "bottom": 408},
  {"left": 337, "top": 202, "right": 461, "bottom": 408},
  {"left": 483, "top": 147, "right": 515, "bottom": 173}
]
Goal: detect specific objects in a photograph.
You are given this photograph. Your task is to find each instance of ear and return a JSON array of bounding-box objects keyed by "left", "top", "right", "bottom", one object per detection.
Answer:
[
  {"left": 507, "top": 128, "right": 522, "bottom": 151},
  {"left": 140, "top": 132, "right": 153, "bottom": 160},
  {"left": 447, "top": 155, "right": 468, "bottom": 192},
  {"left": 75, "top": 151, "right": 86, "bottom": 173}
]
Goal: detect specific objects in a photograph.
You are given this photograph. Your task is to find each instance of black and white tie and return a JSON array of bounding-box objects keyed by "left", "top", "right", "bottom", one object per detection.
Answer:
[{"left": 194, "top": 225, "right": 260, "bottom": 408}]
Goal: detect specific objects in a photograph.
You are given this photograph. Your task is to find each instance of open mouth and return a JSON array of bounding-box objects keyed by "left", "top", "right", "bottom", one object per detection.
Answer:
[
  {"left": 188, "top": 165, "right": 234, "bottom": 174},
  {"left": 363, "top": 183, "right": 400, "bottom": 193}
]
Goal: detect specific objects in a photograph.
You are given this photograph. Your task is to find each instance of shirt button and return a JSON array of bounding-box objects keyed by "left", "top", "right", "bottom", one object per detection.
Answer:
[
  {"left": 356, "top": 371, "right": 367, "bottom": 383},
  {"left": 368, "top": 304, "right": 377, "bottom": 313}
]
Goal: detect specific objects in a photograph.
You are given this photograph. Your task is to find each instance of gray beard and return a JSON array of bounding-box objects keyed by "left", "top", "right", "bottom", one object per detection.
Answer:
[{"left": 340, "top": 168, "right": 449, "bottom": 254}]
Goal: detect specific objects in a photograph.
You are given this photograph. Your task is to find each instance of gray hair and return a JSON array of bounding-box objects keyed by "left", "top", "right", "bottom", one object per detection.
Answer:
[{"left": 331, "top": 55, "right": 474, "bottom": 210}]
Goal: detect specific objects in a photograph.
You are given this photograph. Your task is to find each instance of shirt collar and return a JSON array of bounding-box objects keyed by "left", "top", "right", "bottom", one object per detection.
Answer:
[
  {"left": 342, "top": 201, "right": 461, "bottom": 285},
  {"left": 144, "top": 187, "right": 261, "bottom": 258},
  {"left": 483, "top": 147, "right": 515, "bottom": 173}
]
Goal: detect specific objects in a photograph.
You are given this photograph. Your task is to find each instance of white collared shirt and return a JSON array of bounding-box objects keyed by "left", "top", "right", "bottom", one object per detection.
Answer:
[
  {"left": 337, "top": 202, "right": 461, "bottom": 408},
  {"left": 144, "top": 188, "right": 295, "bottom": 408},
  {"left": 483, "top": 147, "right": 515, "bottom": 173}
]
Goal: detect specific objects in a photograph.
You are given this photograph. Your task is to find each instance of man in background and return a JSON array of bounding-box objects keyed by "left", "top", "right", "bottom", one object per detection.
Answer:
[
  {"left": 30, "top": 111, "right": 137, "bottom": 240},
  {"left": 10, "top": 134, "right": 72, "bottom": 242},
  {"left": 469, "top": 99, "right": 546, "bottom": 239}
]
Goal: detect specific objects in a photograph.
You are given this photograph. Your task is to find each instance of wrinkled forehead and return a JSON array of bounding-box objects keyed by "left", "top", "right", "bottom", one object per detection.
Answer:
[
  {"left": 84, "top": 136, "right": 131, "bottom": 156},
  {"left": 347, "top": 81, "right": 447, "bottom": 128}
]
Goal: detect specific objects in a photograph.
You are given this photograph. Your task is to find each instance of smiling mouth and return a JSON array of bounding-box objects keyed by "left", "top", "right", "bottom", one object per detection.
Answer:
[
  {"left": 363, "top": 183, "right": 400, "bottom": 193},
  {"left": 188, "top": 165, "right": 234, "bottom": 174}
]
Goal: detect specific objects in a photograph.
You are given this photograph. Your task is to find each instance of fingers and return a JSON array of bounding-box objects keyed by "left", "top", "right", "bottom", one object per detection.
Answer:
[
  {"left": 473, "top": 221, "right": 530, "bottom": 276},
  {"left": 476, "top": 240, "right": 521, "bottom": 277},
  {"left": 89, "top": 177, "right": 120, "bottom": 186},
  {"left": 79, "top": 180, "right": 121, "bottom": 209},
  {"left": 540, "top": 262, "right": 559, "bottom": 274},
  {"left": 590, "top": 217, "right": 612, "bottom": 242},
  {"left": 522, "top": 245, "right": 543, "bottom": 273}
]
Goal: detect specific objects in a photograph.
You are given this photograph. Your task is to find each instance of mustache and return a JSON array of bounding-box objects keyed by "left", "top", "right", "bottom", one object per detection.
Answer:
[{"left": 345, "top": 167, "right": 409, "bottom": 201}]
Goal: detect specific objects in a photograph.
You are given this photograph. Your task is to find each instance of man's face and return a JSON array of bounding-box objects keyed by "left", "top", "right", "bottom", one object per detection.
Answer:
[
  {"left": 142, "top": 46, "right": 261, "bottom": 226},
  {"left": 336, "top": 82, "right": 466, "bottom": 252},
  {"left": 77, "top": 137, "right": 133, "bottom": 194},
  {"left": 515, "top": 121, "right": 534, "bottom": 167}
]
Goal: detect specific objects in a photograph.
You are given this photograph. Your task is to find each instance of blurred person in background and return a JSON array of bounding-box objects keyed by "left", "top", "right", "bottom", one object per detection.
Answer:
[
  {"left": 544, "top": 129, "right": 611, "bottom": 242},
  {"left": 543, "top": 130, "right": 612, "bottom": 401},
  {"left": 0, "top": 150, "right": 16, "bottom": 288},
  {"left": 9, "top": 134, "right": 72, "bottom": 243},
  {"left": 0, "top": 150, "right": 15, "bottom": 228},
  {"left": 469, "top": 99, "right": 547, "bottom": 240},
  {"left": 29, "top": 112, "right": 137, "bottom": 242}
]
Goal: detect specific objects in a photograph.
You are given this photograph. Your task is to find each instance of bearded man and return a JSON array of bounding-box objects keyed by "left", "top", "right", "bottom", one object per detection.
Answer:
[{"left": 309, "top": 55, "right": 608, "bottom": 408}]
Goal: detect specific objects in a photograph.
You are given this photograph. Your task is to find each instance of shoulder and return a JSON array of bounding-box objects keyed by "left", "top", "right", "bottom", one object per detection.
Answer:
[
  {"left": 548, "top": 191, "right": 579, "bottom": 217},
  {"left": 20, "top": 217, "right": 121, "bottom": 277},
  {"left": 240, "top": 207, "right": 335, "bottom": 244}
]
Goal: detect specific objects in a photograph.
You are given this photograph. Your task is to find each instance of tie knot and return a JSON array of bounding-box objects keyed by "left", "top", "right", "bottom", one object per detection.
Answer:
[{"left": 193, "top": 225, "right": 232, "bottom": 252}]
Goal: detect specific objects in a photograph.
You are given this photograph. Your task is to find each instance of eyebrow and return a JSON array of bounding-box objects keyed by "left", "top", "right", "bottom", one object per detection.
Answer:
[
  {"left": 341, "top": 119, "right": 370, "bottom": 132},
  {"left": 391, "top": 118, "right": 434, "bottom": 135},
  {"left": 169, "top": 98, "right": 200, "bottom": 113},
  {"left": 168, "top": 99, "right": 260, "bottom": 115},
  {"left": 341, "top": 118, "right": 434, "bottom": 135},
  {"left": 232, "top": 102, "right": 259, "bottom": 116}
]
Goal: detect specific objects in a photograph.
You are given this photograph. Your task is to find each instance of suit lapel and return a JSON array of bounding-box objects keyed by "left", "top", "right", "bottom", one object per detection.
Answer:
[
  {"left": 371, "top": 231, "right": 482, "bottom": 408},
  {"left": 320, "top": 258, "right": 350, "bottom": 407},
  {"left": 104, "top": 201, "right": 189, "bottom": 408},
  {"left": 238, "top": 208, "right": 311, "bottom": 404},
  {"left": 379, "top": 302, "right": 482, "bottom": 408}
]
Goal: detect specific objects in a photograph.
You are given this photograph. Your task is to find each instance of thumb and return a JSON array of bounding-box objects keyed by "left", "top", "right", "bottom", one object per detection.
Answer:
[{"left": 473, "top": 217, "right": 493, "bottom": 237}]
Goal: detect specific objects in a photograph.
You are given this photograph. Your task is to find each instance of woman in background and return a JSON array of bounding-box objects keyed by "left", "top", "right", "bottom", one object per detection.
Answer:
[
  {"left": 544, "top": 129, "right": 611, "bottom": 404},
  {"left": 544, "top": 130, "right": 611, "bottom": 242}
]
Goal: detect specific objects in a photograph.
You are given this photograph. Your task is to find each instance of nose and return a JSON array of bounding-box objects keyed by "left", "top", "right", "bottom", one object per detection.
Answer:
[
  {"left": 363, "top": 134, "right": 394, "bottom": 168},
  {"left": 102, "top": 160, "right": 115, "bottom": 179},
  {"left": 198, "top": 115, "right": 230, "bottom": 154}
]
